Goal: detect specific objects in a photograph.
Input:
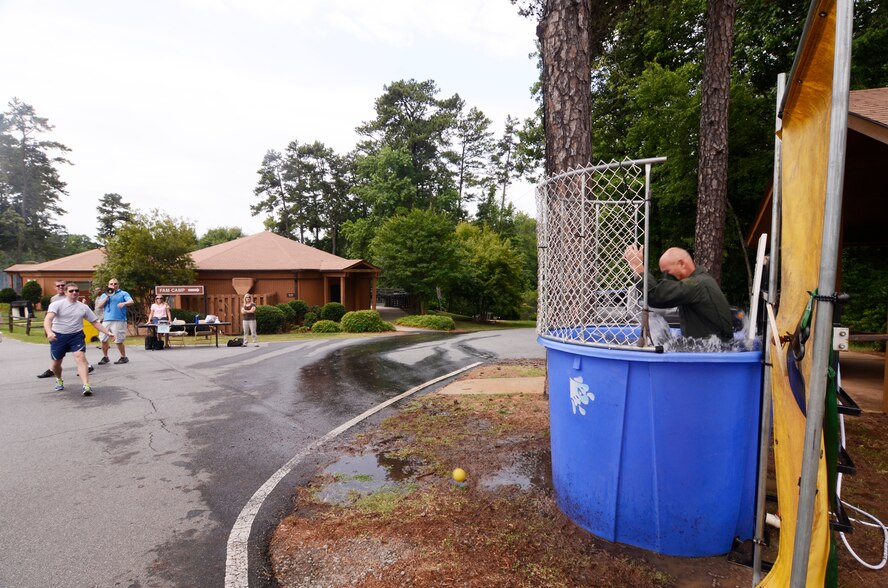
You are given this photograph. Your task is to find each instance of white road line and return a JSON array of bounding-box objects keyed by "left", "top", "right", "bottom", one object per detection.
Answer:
[{"left": 223, "top": 361, "right": 483, "bottom": 588}]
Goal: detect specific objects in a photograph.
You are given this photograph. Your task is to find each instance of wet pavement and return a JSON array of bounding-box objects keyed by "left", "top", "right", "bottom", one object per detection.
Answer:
[{"left": 0, "top": 328, "right": 543, "bottom": 587}]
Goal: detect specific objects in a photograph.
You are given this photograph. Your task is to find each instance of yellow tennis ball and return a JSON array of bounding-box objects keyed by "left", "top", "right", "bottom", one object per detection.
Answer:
[{"left": 452, "top": 468, "right": 467, "bottom": 482}]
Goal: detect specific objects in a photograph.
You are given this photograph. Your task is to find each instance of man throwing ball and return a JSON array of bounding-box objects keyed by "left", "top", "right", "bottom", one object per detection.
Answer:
[{"left": 43, "top": 282, "right": 114, "bottom": 396}]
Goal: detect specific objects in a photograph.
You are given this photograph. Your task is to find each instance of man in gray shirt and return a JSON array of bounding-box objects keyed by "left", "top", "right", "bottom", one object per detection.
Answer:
[
  {"left": 43, "top": 283, "right": 113, "bottom": 396},
  {"left": 37, "top": 280, "right": 95, "bottom": 378}
]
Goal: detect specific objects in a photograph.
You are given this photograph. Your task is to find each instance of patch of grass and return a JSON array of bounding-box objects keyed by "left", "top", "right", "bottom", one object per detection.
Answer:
[{"left": 352, "top": 484, "right": 417, "bottom": 514}]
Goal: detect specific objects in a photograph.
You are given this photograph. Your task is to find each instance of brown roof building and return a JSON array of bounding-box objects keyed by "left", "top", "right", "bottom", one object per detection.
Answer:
[
  {"left": 747, "top": 87, "right": 888, "bottom": 246},
  {"left": 4, "top": 232, "right": 380, "bottom": 324}
]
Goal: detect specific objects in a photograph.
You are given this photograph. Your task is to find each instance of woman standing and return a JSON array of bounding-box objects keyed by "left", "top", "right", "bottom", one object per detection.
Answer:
[
  {"left": 242, "top": 294, "right": 259, "bottom": 347},
  {"left": 148, "top": 295, "right": 172, "bottom": 347}
]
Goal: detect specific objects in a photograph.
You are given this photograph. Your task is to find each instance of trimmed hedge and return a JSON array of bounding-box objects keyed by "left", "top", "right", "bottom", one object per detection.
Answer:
[
  {"left": 0, "top": 287, "right": 16, "bottom": 303},
  {"left": 311, "top": 320, "right": 342, "bottom": 333},
  {"left": 21, "top": 281, "right": 42, "bottom": 304},
  {"left": 340, "top": 310, "right": 395, "bottom": 333},
  {"left": 395, "top": 315, "right": 456, "bottom": 330},
  {"left": 303, "top": 311, "right": 319, "bottom": 328},
  {"left": 288, "top": 299, "right": 309, "bottom": 323},
  {"left": 256, "top": 304, "right": 286, "bottom": 334},
  {"left": 320, "top": 302, "right": 347, "bottom": 323},
  {"left": 276, "top": 303, "right": 297, "bottom": 327}
]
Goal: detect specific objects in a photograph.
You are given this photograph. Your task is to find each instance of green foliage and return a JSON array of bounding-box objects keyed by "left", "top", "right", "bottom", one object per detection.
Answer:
[
  {"left": 311, "top": 319, "right": 342, "bottom": 333},
  {"left": 0, "top": 98, "right": 70, "bottom": 264},
  {"left": 395, "top": 315, "right": 455, "bottom": 330},
  {"left": 93, "top": 210, "right": 198, "bottom": 319},
  {"left": 252, "top": 141, "right": 354, "bottom": 254},
  {"left": 303, "top": 311, "right": 318, "bottom": 328},
  {"left": 356, "top": 79, "right": 460, "bottom": 213},
  {"left": 40, "top": 295, "right": 51, "bottom": 309},
  {"left": 320, "top": 302, "right": 347, "bottom": 322},
  {"left": 340, "top": 310, "right": 395, "bottom": 333},
  {"left": 288, "top": 299, "right": 309, "bottom": 323},
  {"left": 196, "top": 226, "right": 244, "bottom": 249},
  {"left": 256, "top": 304, "right": 286, "bottom": 334},
  {"left": 95, "top": 193, "right": 135, "bottom": 244},
  {"left": 20, "top": 280, "right": 42, "bottom": 304},
  {"left": 520, "top": 289, "right": 538, "bottom": 321},
  {"left": 0, "top": 287, "right": 16, "bottom": 303},
  {"left": 340, "top": 217, "right": 379, "bottom": 260},
  {"left": 842, "top": 247, "right": 888, "bottom": 334},
  {"left": 370, "top": 209, "right": 458, "bottom": 312},
  {"left": 276, "top": 302, "right": 297, "bottom": 326},
  {"left": 447, "top": 223, "right": 526, "bottom": 319},
  {"left": 169, "top": 307, "right": 198, "bottom": 333}
]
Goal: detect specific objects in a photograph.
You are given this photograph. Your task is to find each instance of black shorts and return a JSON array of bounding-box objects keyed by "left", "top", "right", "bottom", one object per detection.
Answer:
[{"left": 50, "top": 331, "right": 86, "bottom": 361}]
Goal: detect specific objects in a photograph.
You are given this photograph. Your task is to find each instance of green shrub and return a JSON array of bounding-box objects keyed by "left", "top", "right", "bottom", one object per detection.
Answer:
[
  {"left": 311, "top": 320, "right": 342, "bottom": 333},
  {"left": 395, "top": 315, "right": 456, "bottom": 330},
  {"left": 276, "top": 303, "right": 297, "bottom": 327},
  {"left": 0, "top": 287, "right": 16, "bottom": 303},
  {"left": 256, "top": 304, "right": 286, "bottom": 334},
  {"left": 288, "top": 299, "right": 309, "bottom": 323},
  {"left": 294, "top": 325, "right": 311, "bottom": 333},
  {"left": 40, "top": 295, "right": 52, "bottom": 310},
  {"left": 304, "top": 311, "right": 319, "bottom": 328},
  {"left": 340, "top": 310, "right": 395, "bottom": 333},
  {"left": 320, "top": 301, "right": 347, "bottom": 322},
  {"left": 21, "top": 281, "right": 42, "bottom": 304}
]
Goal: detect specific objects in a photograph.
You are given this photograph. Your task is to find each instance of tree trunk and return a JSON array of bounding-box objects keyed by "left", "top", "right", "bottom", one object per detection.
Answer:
[
  {"left": 694, "top": 0, "right": 736, "bottom": 283},
  {"left": 538, "top": 0, "right": 593, "bottom": 177}
]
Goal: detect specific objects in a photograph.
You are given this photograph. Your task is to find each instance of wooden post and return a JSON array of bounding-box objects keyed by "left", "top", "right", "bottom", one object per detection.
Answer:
[
  {"left": 371, "top": 275, "right": 377, "bottom": 310},
  {"left": 883, "top": 306, "right": 888, "bottom": 413}
]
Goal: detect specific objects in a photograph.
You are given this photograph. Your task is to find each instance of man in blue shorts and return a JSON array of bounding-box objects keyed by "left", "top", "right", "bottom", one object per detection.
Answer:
[
  {"left": 43, "top": 283, "right": 114, "bottom": 396},
  {"left": 37, "top": 280, "right": 94, "bottom": 378},
  {"left": 95, "top": 277, "right": 134, "bottom": 365}
]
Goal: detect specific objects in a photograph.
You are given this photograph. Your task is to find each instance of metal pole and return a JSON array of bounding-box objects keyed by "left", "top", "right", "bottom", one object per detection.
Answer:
[
  {"left": 789, "top": 0, "right": 852, "bottom": 584},
  {"left": 752, "top": 72, "right": 785, "bottom": 586}
]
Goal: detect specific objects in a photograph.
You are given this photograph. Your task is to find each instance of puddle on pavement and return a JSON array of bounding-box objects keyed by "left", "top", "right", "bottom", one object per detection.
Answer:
[
  {"left": 317, "top": 451, "right": 416, "bottom": 505},
  {"left": 478, "top": 449, "right": 552, "bottom": 492}
]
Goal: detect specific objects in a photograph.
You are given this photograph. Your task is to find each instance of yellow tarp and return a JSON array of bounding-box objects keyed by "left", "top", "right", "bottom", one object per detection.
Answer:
[
  {"left": 83, "top": 318, "right": 98, "bottom": 343},
  {"left": 759, "top": 1, "right": 837, "bottom": 586}
]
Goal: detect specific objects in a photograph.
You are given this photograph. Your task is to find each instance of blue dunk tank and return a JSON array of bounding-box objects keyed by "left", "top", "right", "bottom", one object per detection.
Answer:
[{"left": 534, "top": 159, "right": 762, "bottom": 556}]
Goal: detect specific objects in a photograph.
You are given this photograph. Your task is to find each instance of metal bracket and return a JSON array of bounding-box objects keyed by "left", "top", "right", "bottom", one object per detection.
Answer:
[{"left": 833, "top": 326, "right": 849, "bottom": 351}]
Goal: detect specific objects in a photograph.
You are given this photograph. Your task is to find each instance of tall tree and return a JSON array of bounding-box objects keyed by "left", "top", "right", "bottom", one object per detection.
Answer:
[
  {"left": 93, "top": 211, "right": 197, "bottom": 317},
  {"left": 491, "top": 116, "right": 520, "bottom": 229},
  {"left": 96, "top": 193, "right": 135, "bottom": 244},
  {"left": 537, "top": 0, "right": 593, "bottom": 175},
  {"left": 452, "top": 103, "right": 494, "bottom": 218},
  {"left": 196, "top": 226, "right": 244, "bottom": 249},
  {"left": 369, "top": 209, "right": 458, "bottom": 313},
  {"left": 694, "top": 0, "right": 737, "bottom": 282},
  {"left": 0, "top": 98, "right": 69, "bottom": 263},
  {"left": 356, "top": 79, "right": 461, "bottom": 212},
  {"left": 252, "top": 149, "right": 295, "bottom": 239},
  {"left": 448, "top": 223, "right": 527, "bottom": 319}
]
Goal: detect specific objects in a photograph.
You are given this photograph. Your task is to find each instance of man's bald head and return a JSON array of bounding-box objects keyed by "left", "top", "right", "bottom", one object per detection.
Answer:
[{"left": 659, "top": 247, "right": 696, "bottom": 280}]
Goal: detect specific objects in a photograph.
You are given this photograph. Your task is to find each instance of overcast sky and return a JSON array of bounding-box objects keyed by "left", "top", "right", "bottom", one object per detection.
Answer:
[{"left": 1, "top": 0, "right": 540, "bottom": 241}]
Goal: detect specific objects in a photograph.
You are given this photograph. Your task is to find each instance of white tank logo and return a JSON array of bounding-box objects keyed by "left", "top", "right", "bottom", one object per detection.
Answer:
[{"left": 569, "top": 375, "right": 594, "bottom": 415}]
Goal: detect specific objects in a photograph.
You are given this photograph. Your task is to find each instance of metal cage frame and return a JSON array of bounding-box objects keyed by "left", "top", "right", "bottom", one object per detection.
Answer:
[{"left": 536, "top": 157, "right": 667, "bottom": 350}]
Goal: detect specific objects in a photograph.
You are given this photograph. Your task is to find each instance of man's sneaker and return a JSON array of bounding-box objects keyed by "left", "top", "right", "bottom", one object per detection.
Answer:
[
  {"left": 37, "top": 369, "right": 54, "bottom": 379},
  {"left": 114, "top": 356, "right": 129, "bottom": 364},
  {"left": 88, "top": 364, "right": 95, "bottom": 374},
  {"left": 82, "top": 385, "right": 92, "bottom": 397},
  {"left": 54, "top": 379, "right": 64, "bottom": 391},
  {"left": 98, "top": 356, "right": 110, "bottom": 365}
]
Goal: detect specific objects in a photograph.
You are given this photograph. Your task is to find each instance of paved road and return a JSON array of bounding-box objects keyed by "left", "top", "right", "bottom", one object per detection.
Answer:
[{"left": 0, "top": 329, "right": 543, "bottom": 587}]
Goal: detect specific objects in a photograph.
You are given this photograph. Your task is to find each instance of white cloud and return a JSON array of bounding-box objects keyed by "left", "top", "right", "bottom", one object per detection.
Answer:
[{"left": 1, "top": 0, "right": 540, "bottom": 239}]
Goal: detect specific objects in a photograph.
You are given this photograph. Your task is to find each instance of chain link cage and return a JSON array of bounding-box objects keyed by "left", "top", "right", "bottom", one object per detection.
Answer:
[{"left": 536, "top": 157, "right": 667, "bottom": 349}]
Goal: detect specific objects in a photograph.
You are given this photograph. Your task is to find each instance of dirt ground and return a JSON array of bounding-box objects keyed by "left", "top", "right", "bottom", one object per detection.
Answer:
[{"left": 269, "top": 360, "right": 888, "bottom": 587}]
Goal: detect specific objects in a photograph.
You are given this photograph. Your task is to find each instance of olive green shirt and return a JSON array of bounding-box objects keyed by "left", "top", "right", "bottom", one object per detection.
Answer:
[{"left": 643, "top": 267, "right": 733, "bottom": 340}]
